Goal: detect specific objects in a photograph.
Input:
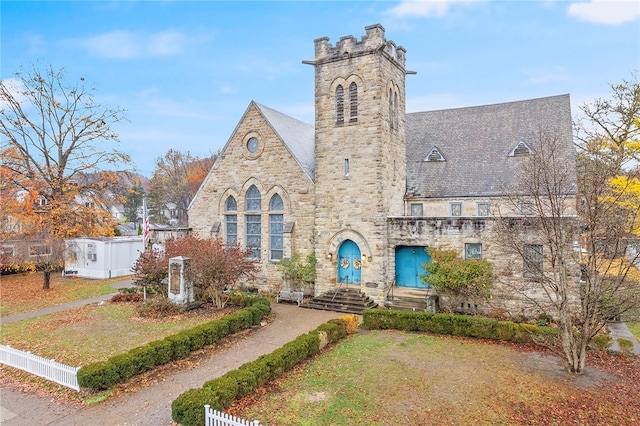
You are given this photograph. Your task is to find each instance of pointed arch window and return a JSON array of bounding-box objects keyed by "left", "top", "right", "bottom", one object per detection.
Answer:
[
  {"left": 389, "top": 88, "right": 393, "bottom": 126},
  {"left": 349, "top": 82, "right": 358, "bottom": 122},
  {"left": 225, "top": 196, "right": 237, "bottom": 246},
  {"left": 394, "top": 91, "right": 399, "bottom": 129},
  {"left": 336, "top": 85, "right": 344, "bottom": 124},
  {"left": 245, "top": 186, "right": 261, "bottom": 259},
  {"left": 269, "top": 194, "right": 284, "bottom": 261}
]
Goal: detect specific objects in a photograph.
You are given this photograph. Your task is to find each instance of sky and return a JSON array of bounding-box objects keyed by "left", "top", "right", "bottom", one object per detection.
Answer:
[{"left": 2, "top": 0, "right": 639, "bottom": 177}]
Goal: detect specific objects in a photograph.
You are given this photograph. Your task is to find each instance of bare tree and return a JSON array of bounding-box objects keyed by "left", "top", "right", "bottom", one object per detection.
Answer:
[
  {"left": 494, "top": 128, "right": 640, "bottom": 373},
  {"left": 0, "top": 64, "right": 131, "bottom": 239}
]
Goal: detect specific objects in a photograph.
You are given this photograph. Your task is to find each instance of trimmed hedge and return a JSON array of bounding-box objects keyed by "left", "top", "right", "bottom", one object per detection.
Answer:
[
  {"left": 171, "top": 316, "right": 353, "bottom": 426},
  {"left": 77, "top": 298, "right": 271, "bottom": 391},
  {"left": 361, "top": 308, "right": 559, "bottom": 344}
]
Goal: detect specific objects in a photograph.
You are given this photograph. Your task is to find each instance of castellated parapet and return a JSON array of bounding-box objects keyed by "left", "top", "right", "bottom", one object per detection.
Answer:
[{"left": 313, "top": 24, "right": 406, "bottom": 68}]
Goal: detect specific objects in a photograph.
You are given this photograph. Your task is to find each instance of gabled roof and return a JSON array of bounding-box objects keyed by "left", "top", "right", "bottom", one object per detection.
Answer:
[
  {"left": 254, "top": 102, "right": 316, "bottom": 181},
  {"left": 405, "top": 94, "right": 575, "bottom": 199}
]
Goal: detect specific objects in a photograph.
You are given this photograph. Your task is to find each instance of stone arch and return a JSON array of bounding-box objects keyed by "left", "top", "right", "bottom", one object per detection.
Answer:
[
  {"left": 239, "top": 178, "right": 266, "bottom": 211},
  {"left": 264, "top": 185, "right": 291, "bottom": 213},
  {"left": 327, "top": 229, "right": 372, "bottom": 259}
]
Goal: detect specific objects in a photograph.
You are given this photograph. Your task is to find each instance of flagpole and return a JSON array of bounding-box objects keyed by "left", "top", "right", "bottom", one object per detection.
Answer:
[{"left": 142, "top": 198, "right": 150, "bottom": 251}]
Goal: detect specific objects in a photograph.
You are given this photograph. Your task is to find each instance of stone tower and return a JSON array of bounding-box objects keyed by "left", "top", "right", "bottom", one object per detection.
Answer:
[{"left": 305, "top": 24, "right": 408, "bottom": 301}]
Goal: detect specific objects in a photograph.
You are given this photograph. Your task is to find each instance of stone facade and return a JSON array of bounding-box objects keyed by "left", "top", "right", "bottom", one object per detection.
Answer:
[{"left": 188, "top": 24, "right": 578, "bottom": 314}]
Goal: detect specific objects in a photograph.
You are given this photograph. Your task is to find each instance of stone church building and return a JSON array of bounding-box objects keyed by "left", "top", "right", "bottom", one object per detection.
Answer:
[{"left": 189, "top": 24, "right": 577, "bottom": 314}]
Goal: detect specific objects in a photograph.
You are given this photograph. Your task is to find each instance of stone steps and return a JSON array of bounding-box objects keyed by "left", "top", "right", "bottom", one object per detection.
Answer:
[{"left": 302, "top": 288, "right": 377, "bottom": 314}]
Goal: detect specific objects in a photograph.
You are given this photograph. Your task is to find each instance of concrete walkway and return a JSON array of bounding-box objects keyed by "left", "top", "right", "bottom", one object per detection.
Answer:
[
  {"left": 607, "top": 321, "right": 640, "bottom": 355},
  {"left": 0, "top": 301, "right": 342, "bottom": 425}
]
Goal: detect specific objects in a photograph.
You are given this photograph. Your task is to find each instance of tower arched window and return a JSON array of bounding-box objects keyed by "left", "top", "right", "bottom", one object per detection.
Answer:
[
  {"left": 245, "top": 185, "right": 261, "bottom": 258},
  {"left": 225, "top": 196, "right": 237, "bottom": 246},
  {"left": 394, "top": 91, "right": 399, "bottom": 129},
  {"left": 349, "top": 82, "right": 358, "bottom": 122},
  {"left": 389, "top": 88, "right": 393, "bottom": 126},
  {"left": 336, "top": 85, "right": 344, "bottom": 124},
  {"left": 269, "top": 194, "right": 284, "bottom": 261}
]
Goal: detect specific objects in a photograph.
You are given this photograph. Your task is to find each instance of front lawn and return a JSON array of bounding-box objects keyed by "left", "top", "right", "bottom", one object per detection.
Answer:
[
  {"left": 0, "top": 272, "right": 121, "bottom": 317},
  {"left": 0, "top": 301, "right": 231, "bottom": 365},
  {"left": 232, "top": 330, "right": 640, "bottom": 425}
]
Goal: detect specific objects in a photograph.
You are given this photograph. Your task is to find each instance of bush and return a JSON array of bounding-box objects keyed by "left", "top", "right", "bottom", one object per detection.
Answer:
[
  {"left": 136, "top": 297, "right": 182, "bottom": 318},
  {"left": 617, "top": 338, "right": 635, "bottom": 359},
  {"left": 171, "top": 388, "right": 217, "bottom": 426},
  {"left": 590, "top": 333, "right": 613, "bottom": 352},
  {"left": 77, "top": 361, "right": 120, "bottom": 390},
  {"left": 111, "top": 292, "right": 143, "bottom": 303},
  {"left": 361, "top": 308, "right": 558, "bottom": 345}
]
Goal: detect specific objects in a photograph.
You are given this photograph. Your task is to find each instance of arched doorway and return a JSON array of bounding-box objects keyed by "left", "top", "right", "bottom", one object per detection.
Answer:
[
  {"left": 337, "top": 239, "right": 361, "bottom": 285},
  {"left": 395, "top": 246, "right": 430, "bottom": 288}
]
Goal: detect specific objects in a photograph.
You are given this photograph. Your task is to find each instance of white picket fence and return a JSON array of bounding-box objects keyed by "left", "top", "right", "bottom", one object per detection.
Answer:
[
  {"left": 0, "top": 344, "right": 80, "bottom": 391},
  {"left": 204, "top": 405, "right": 262, "bottom": 426}
]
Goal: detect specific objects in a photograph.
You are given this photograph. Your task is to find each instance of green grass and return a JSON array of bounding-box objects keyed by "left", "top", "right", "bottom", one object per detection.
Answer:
[
  {"left": 627, "top": 322, "right": 640, "bottom": 340},
  {"left": 0, "top": 303, "right": 217, "bottom": 365},
  {"left": 237, "top": 330, "right": 624, "bottom": 425},
  {"left": 0, "top": 273, "right": 125, "bottom": 317}
]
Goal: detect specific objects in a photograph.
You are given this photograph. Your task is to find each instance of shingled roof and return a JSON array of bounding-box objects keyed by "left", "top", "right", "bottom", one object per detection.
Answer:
[
  {"left": 405, "top": 94, "right": 575, "bottom": 199},
  {"left": 255, "top": 102, "right": 316, "bottom": 182}
]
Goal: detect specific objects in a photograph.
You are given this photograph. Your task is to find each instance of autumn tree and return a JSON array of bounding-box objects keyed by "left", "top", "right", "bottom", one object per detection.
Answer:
[
  {"left": 1, "top": 64, "right": 131, "bottom": 287},
  {"left": 131, "top": 236, "right": 258, "bottom": 308},
  {"left": 165, "top": 236, "right": 257, "bottom": 308},
  {"left": 147, "top": 149, "right": 216, "bottom": 226}
]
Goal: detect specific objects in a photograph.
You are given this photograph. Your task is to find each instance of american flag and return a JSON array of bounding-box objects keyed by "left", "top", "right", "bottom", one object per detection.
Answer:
[{"left": 142, "top": 198, "right": 150, "bottom": 245}]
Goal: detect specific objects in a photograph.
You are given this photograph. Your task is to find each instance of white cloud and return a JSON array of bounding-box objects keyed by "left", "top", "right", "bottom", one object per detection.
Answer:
[
  {"left": 568, "top": 0, "right": 640, "bottom": 25},
  {"left": 384, "top": 0, "right": 478, "bottom": 19},
  {"left": 81, "top": 30, "right": 188, "bottom": 59}
]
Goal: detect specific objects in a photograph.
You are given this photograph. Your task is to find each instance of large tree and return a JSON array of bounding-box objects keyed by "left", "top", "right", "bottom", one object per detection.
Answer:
[
  {"left": 493, "top": 74, "right": 640, "bottom": 373},
  {"left": 147, "top": 149, "right": 215, "bottom": 226},
  {"left": 0, "top": 64, "right": 131, "bottom": 239}
]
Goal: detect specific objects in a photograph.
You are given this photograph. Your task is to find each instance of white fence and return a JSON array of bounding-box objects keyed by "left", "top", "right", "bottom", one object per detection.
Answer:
[
  {"left": 204, "top": 406, "right": 262, "bottom": 426},
  {"left": 0, "top": 344, "right": 80, "bottom": 391}
]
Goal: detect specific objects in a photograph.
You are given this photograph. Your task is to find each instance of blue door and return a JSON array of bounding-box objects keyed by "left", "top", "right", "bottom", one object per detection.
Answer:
[
  {"left": 395, "top": 246, "right": 430, "bottom": 288},
  {"left": 337, "top": 240, "right": 362, "bottom": 284}
]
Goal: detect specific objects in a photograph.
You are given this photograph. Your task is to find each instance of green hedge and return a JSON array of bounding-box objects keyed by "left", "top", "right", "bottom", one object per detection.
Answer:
[
  {"left": 361, "top": 309, "right": 558, "bottom": 344},
  {"left": 77, "top": 298, "right": 271, "bottom": 390},
  {"left": 171, "top": 317, "right": 350, "bottom": 426}
]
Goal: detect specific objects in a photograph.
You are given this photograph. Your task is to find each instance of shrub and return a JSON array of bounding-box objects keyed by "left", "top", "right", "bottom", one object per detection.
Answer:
[
  {"left": 77, "top": 361, "right": 120, "bottom": 390},
  {"left": 590, "top": 333, "right": 613, "bottom": 352},
  {"left": 111, "top": 292, "right": 143, "bottom": 303},
  {"left": 340, "top": 314, "right": 360, "bottom": 334},
  {"left": 203, "top": 376, "right": 239, "bottom": 410},
  {"left": 617, "top": 338, "right": 635, "bottom": 359},
  {"left": 136, "top": 297, "right": 182, "bottom": 318},
  {"left": 171, "top": 388, "right": 217, "bottom": 426}
]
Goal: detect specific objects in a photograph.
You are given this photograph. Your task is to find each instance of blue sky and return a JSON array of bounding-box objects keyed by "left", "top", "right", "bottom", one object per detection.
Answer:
[{"left": 2, "top": 0, "right": 639, "bottom": 177}]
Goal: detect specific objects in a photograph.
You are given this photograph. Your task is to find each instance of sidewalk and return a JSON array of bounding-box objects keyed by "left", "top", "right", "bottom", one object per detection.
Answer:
[
  {"left": 0, "top": 302, "right": 343, "bottom": 425},
  {"left": 607, "top": 321, "right": 640, "bottom": 355}
]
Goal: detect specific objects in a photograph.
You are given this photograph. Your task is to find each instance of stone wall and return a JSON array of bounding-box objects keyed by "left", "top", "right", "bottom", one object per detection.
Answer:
[{"left": 188, "top": 103, "right": 316, "bottom": 292}]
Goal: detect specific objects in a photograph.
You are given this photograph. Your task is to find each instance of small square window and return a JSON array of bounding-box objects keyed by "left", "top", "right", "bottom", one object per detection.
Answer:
[
  {"left": 519, "top": 201, "right": 534, "bottom": 216},
  {"left": 477, "top": 203, "right": 491, "bottom": 217},
  {"left": 450, "top": 203, "right": 462, "bottom": 217},
  {"left": 410, "top": 203, "right": 423, "bottom": 217},
  {"left": 465, "top": 243, "right": 482, "bottom": 259}
]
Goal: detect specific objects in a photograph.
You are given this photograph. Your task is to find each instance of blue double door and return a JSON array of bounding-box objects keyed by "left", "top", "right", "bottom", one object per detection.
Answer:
[
  {"left": 395, "top": 246, "right": 430, "bottom": 288},
  {"left": 337, "top": 240, "right": 361, "bottom": 284}
]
